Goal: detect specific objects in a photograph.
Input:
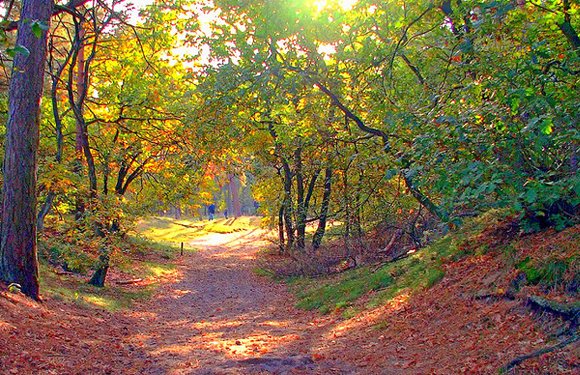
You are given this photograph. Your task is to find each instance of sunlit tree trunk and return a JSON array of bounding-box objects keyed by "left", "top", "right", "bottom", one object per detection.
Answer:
[
  {"left": 281, "top": 161, "right": 295, "bottom": 252},
  {"left": 229, "top": 174, "right": 242, "bottom": 217},
  {"left": 0, "top": 0, "right": 54, "bottom": 300}
]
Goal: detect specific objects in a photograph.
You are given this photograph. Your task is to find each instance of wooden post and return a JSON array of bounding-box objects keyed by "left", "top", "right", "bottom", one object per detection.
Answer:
[{"left": 180, "top": 242, "right": 184, "bottom": 256}]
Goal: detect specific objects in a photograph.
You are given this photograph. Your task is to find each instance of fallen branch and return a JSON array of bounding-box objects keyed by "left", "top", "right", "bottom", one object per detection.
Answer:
[
  {"left": 115, "top": 278, "right": 143, "bottom": 285},
  {"left": 472, "top": 291, "right": 514, "bottom": 301},
  {"left": 1, "top": 292, "right": 19, "bottom": 304},
  {"left": 372, "top": 251, "right": 415, "bottom": 272},
  {"left": 54, "top": 269, "right": 75, "bottom": 276},
  {"left": 377, "top": 229, "right": 402, "bottom": 255},
  {"left": 500, "top": 334, "right": 578, "bottom": 372}
]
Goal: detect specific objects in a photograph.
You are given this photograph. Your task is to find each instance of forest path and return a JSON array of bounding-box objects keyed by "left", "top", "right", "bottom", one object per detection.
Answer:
[{"left": 126, "top": 228, "right": 355, "bottom": 374}]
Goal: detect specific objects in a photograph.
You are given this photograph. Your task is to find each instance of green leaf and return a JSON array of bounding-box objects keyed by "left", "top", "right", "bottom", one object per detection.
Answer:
[
  {"left": 385, "top": 169, "right": 398, "bottom": 180},
  {"left": 540, "top": 118, "right": 553, "bottom": 135},
  {"left": 525, "top": 188, "right": 538, "bottom": 204},
  {"left": 6, "top": 45, "right": 30, "bottom": 58},
  {"left": 31, "top": 20, "right": 49, "bottom": 39}
]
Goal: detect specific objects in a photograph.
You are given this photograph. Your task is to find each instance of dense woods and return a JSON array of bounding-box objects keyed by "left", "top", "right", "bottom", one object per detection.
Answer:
[
  {"left": 0, "top": 0, "right": 577, "bottom": 373},
  {"left": 0, "top": 0, "right": 577, "bottom": 295}
]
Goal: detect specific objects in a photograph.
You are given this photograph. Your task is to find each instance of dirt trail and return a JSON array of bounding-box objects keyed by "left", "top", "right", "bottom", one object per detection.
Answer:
[
  {"left": 125, "top": 229, "right": 355, "bottom": 374},
  {"left": 2, "top": 226, "right": 576, "bottom": 374}
]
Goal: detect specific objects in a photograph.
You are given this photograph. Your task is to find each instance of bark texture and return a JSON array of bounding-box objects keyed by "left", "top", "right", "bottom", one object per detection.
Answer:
[{"left": 0, "top": 0, "right": 54, "bottom": 300}]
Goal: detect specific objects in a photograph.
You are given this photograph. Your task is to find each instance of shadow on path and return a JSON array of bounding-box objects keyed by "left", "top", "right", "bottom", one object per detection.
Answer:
[{"left": 123, "top": 229, "right": 357, "bottom": 374}]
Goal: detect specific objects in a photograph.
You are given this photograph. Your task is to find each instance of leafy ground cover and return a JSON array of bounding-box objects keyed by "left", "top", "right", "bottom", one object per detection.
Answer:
[
  {"left": 1, "top": 217, "right": 577, "bottom": 374},
  {"left": 275, "top": 213, "right": 579, "bottom": 373}
]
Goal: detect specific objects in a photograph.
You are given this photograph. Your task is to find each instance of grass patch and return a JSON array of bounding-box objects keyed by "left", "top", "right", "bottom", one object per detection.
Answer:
[
  {"left": 291, "top": 211, "right": 502, "bottom": 314},
  {"left": 134, "top": 217, "right": 206, "bottom": 245},
  {"left": 295, "top": 267, "right": 395, "bottom": 312},
  {"left": 123, "top": 234, "right": 193, "bottom": 260},
  {"left": 135, "top": 216, "right": 260, "bottom": 244},
  {"left": 139, "top": 261, "right": 176, "bottom": 278},
  {"left": 253, "top": 267, "right": 276, "bottom": 278},
  {"left": 516, "top": 256, "right": 572, "bottom": 287},
  {"left": 40, "top": 264, "right": 153, "bottom": 312}
]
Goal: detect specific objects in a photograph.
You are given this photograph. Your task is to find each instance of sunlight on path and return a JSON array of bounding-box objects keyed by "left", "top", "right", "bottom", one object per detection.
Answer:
[{"left": 125, "top": 225, "right": 356, "bottom": 374}]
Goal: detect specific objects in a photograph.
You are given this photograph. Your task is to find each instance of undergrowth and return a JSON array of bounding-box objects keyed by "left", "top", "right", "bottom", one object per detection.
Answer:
[
  {"left": 40, "top": 263, "right": 154, "bottom": 312},
  {"left": 289, "top": 211, "right": 505, "bottom": 315},
  {"left": 38, "top": 224, "right": 181, "bottom": 312}
]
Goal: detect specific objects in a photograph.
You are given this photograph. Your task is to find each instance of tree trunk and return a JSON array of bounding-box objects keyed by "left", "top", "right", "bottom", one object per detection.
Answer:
[
  {"left": 278, "top": 205, "right": 285, "bottom": 254},
  {"left": 88, "top": 249, "right": 109, "bottom": 287},
  {"left": 559, "top": 0, "right": 580, "bottom": 58},
  {"left": 69, "top": 20, "right": 98, "bottom": 202},
  {"left": 353, "top": 170, "right": 364, "bottom": 237},
  {"left": 402, "top": 173, "right": 448, "bottom": 222},
  {"left": 224, "top": 183, "right": 233, "bottom": 215},
  {"left": 229, "top": 174, "right": 242, "bottom": 217},
  {"left": 282, "top": 161, "right": 295, "bottom": 252},
  {"left": 313, "top": 167, "right": 333, "bottom": 250},
  {"left": 37, "top": 192, "right": 55, "bottom": 233},
  {"left": 37, "top": 33, "right": 69, "bottom": 232},
  {"left": 0, "top": 0, "right": 54, "bottom": 300},
  {"left": 343, "top": 171, "right": 351, "bottom": 238},
  {"left": 294, "top": 147, "right": 307, "bottom": 250},
  {"left": 309, "top": 78, "right": 448, "bottom": 222}
]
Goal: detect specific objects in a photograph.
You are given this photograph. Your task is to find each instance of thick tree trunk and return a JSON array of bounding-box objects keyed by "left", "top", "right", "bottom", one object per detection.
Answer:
[
  {"left": 313, "top": 168, "right": 333, "bottom": 250},
  {"left": 88, "top": 219, "right": 120, "bottom": 288},
  {"left": 0, "top": 0, "right": 54, "bottom": 300}
]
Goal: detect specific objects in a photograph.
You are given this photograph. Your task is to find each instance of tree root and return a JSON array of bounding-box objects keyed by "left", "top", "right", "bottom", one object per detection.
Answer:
[
  {"left": 115, "top": 278, "right": 143, "bottom": 285},
  {"left": 500, "top": 334, "right": 578, "bottom": 372},
  {"left": 527, "top": 295, "right": 580, "bottom": 324}
]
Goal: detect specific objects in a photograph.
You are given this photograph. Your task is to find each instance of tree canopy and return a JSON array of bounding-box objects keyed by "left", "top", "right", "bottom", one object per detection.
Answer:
[{"left": 0, "top": 0, "right": 578, "bottom": 296}]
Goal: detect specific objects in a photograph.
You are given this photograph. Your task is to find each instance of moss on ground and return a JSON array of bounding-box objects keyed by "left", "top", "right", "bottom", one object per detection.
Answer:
[
  {"left": 40, "top": 264, "right": 155, "bottom": 312},
  {"left": 290, "top": 211, "right": 503, "bottom": 314}
]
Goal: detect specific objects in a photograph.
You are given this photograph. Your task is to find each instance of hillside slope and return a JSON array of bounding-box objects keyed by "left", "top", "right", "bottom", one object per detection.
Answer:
[{"left": 279, "top": 218, "right": 579, "bottom": 373}]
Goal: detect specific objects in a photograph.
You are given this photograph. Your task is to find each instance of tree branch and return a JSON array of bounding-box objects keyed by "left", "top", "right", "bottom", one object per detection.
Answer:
[{"left": 3, "top": 0, "right": 93, "bottom": 31}]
